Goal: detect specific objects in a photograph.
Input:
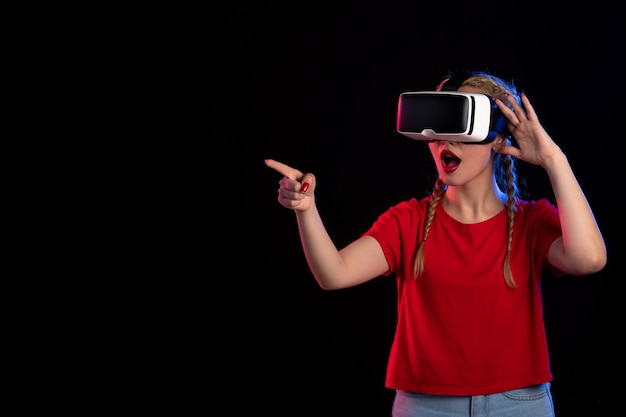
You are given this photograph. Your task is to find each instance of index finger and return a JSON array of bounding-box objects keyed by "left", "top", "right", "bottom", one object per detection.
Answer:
[{"left": 264, "top": 158, "right": 302, "bottom": 180}]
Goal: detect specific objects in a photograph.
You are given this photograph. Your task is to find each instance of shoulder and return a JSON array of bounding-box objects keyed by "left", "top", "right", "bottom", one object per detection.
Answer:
[
  {"left": 515, "top": 199, "right": 560, "bottom": 233},
  {"left": 391, "top": 196, "right": 432, "bottom": 212},
  {"left": 370, "top": 196, "right": 431, "bottom": 229},
  {"left": 516, "top": 198, "right": 558, "bottom": 217}
]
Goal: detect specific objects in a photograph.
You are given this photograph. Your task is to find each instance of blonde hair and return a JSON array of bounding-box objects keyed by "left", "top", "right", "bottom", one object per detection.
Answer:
[{"left": 414, "top": 71, "right": 523, "bottom": 288}]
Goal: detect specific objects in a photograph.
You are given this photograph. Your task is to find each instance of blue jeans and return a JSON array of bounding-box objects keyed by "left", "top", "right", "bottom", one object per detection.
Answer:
[{"left": 392, "top": 383, "right": 555, "bottom": 417}]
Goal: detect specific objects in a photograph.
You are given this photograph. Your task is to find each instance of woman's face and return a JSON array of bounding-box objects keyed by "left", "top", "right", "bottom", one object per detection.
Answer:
[{"left": 427, "top": 86, "right": 504, "bottom": 187}]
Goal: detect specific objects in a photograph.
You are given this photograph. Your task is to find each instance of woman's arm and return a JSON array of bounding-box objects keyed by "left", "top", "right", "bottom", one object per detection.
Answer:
[
  {"left": 266, "top": 158, "right": 389, "bottom": 289},
  {"left": 495, "top": 94, "right": 607, "bottom": 275}
]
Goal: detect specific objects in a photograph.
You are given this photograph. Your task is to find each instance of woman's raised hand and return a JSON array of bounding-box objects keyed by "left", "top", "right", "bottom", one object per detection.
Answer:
[{"left": 265, "top": 159, "right": 316, "bottom": 211}]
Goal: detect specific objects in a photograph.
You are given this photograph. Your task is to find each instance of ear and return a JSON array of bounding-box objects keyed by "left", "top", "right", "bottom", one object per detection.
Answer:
[{"left": 491, "top": 134, "right": 507, "bottom": 150}]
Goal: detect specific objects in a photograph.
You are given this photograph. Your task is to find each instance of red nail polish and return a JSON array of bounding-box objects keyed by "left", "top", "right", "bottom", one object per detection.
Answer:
[{"left": 301, "top": 182, "right": 310, "bottom": 192}]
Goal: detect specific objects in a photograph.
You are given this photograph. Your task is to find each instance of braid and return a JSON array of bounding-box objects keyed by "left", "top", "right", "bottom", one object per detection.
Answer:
[
  {"left": 414, "top": 177, "right": 446, "bottom": 278},
  {"left": 501, "top": 153, "right": 518, "bottom": 288}
]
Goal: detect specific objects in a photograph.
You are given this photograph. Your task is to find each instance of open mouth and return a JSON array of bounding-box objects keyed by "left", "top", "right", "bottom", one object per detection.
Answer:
[{"left": 441, "top": 150, "right": 460, "bottom": 170}]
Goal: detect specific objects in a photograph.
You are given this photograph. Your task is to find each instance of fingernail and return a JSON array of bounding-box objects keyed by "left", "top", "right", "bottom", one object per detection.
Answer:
[{"left": 301, "top": 182, "right": 310, "bottom": 193}]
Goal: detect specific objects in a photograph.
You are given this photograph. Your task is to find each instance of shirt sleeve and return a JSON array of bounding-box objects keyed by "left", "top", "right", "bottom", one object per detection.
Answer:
[{"left": 527, "top": 198, "right": 564, "bottom": 277}]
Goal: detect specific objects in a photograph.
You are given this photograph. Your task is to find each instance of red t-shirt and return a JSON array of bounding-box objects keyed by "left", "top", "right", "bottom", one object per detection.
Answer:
[{"left": 364, "top": 197, "right": 563, "bottom": 396}]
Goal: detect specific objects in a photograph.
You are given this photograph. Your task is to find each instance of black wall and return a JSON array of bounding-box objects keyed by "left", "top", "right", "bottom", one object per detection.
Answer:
[{"left": 175, "top": 3, "right": 622, "bottom": 416}]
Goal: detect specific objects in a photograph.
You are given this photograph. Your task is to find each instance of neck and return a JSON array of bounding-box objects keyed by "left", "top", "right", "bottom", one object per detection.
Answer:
[{"left": 443, "top": 179, "right": 506, "bottom": 223}]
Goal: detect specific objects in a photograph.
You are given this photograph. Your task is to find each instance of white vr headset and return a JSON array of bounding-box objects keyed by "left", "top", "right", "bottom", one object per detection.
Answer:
[{"left": 396, "top": 91, "right": 509, "bottom": 144}]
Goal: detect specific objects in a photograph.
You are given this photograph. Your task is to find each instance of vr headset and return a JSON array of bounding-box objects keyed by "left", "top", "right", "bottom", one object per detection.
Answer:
[{"left": 396, "top": 91, "right": 508, "bottom": 144}]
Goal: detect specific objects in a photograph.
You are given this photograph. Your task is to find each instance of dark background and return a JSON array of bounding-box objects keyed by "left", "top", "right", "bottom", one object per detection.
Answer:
[{"left": 171, "top": 3, "right": 622, "bottom": 416}]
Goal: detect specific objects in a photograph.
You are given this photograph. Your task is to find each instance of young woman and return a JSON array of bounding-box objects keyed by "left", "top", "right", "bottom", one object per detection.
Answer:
[{"left": 265, "top": 70, "right": 606, "bottom": 417}]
